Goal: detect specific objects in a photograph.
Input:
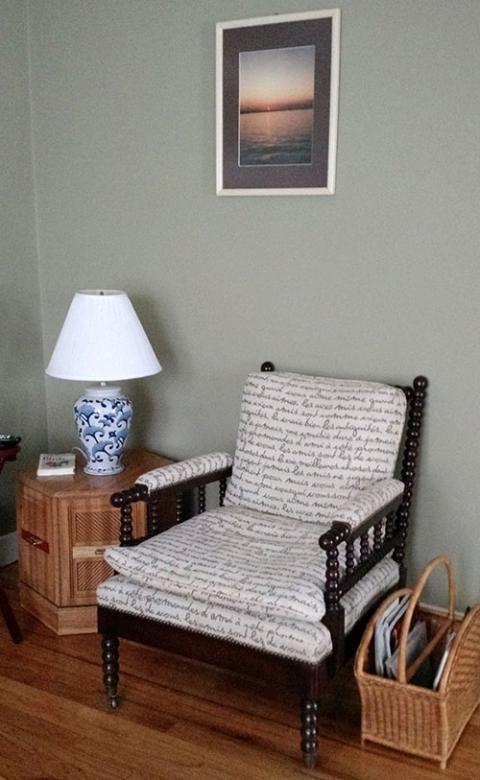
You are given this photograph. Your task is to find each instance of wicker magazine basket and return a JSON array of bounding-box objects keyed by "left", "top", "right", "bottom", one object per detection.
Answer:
[{"left": 355, "top": 556, "right": 480, "bottom": 769}]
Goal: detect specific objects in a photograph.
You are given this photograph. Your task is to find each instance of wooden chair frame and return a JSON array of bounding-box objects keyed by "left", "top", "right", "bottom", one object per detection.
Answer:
[
  {"left": 98, "top": 364, "right": 428, "bottom": 767},
  {"left": 0, "top": 446, "right": 22, "bottom": 643}
]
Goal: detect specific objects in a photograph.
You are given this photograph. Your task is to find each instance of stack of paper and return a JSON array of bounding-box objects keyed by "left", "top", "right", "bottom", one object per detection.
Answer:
[
  {"left": 374, "top": 595, "right": 411, "bottom": 676},
  {"left": 433, "top": 631, "right": 456, "bottom": 690},
  {"left": 37, "top": 453, "right": 76, "bottom": 477}
]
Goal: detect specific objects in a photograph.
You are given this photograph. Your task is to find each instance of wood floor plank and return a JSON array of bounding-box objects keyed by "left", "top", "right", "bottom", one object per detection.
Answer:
[
  {"left": 0, "top": 565, "right": 478, "bottom": 779},
  {"left": 0, "top": 675, "right": 310, "bottom": 780}
]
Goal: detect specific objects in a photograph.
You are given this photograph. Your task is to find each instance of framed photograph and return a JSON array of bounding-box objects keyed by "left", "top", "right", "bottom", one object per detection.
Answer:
[{"left": 216, "top": 9, "right": 340, "bottom": 196}]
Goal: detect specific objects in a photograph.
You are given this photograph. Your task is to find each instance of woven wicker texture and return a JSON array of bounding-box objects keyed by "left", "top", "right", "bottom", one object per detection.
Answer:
[{"left": 355, "top": 557, "right": 480, "bottom": 768}]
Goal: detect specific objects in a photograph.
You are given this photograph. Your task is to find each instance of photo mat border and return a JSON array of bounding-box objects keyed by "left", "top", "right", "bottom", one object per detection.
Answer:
[{"left": 216, "top": 9, "right": 341, "bottom": 196}]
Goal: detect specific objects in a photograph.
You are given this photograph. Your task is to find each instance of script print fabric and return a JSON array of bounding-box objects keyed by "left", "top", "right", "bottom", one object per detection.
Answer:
[
  {"left": 105, "top": 506, "right": 344, "bottom": 624},
  {"left": 97, "top": 558, "right": 399, "bottom": 664},
  {"left": 136, "top": 452, "right": 233, "bottom": 493},
  {"left": 97, "top": 575, "right": 333, "bottom": 664},
  {"left": 224, "top": 371, "right": 407, "bottom": 522}
]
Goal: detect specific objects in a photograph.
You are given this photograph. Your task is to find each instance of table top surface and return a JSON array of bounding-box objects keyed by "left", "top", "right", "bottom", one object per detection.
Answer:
[{"left": 17, "top": 448, "right": 172, "bottom": 498}]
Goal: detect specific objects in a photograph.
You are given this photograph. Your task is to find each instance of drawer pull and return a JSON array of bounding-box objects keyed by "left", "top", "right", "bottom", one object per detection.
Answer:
[
  {"left": 21, "top": 529, "right": 49, "bottom": 554},
  {"left": 94, "top": 547, "right": 106, "bottom": 556}
]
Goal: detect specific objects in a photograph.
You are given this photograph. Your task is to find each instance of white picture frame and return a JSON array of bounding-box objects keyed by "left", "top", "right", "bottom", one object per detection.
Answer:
[{"left": 216, "top": 9, "right": 341, "bottom": 196}]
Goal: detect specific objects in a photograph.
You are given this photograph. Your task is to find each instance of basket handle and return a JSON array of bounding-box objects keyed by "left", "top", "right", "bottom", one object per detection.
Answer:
[
  {"left": 397, "top": 555, "right": 456, "bottom": 684},
  {"left": 354, "top": 587, "right": 412, "bottom": 676}
]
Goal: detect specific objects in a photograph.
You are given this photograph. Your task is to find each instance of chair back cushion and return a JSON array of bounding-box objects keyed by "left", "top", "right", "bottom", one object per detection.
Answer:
[{"left": 224, "top": 371, "right": 407, "bottom": 522}]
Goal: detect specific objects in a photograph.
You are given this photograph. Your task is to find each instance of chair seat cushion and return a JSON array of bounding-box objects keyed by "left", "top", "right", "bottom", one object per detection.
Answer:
[
  {"left": 105, "top": 506, "right": 340, "bottom": 624},
  {"left": 97, "top": 557, "right": 399, "bottom": 664}
]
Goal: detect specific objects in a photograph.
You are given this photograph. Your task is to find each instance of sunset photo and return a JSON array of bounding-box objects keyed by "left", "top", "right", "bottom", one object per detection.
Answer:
[
  {"left": 217, "top": 9, "right": 339, "bottom": 194},
  {"left": 239, "top": 45, "right": 316, "bottom": 166}
]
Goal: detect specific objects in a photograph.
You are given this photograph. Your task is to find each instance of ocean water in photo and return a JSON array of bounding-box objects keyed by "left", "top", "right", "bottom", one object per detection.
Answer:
[{"left": 239, "top": 108, "right": 313, "bottom": 166}]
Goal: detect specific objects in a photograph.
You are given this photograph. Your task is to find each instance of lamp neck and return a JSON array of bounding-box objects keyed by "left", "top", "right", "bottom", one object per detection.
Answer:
[{"left": 84, "top": 384, "right": 123, "bottom": 399}]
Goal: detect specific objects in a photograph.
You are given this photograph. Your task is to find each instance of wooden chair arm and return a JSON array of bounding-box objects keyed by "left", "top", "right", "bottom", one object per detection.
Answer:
[
  {"left": 318, "top": 494, "right": 405, "bottom": 667},
  {"left": 111, "top": 465, "right": 233, "bottom": 546},
  {"left": 343, "top": 494, "right": 403, "bottom": 542},
  {"left": 146, "top": 465, "right": 233, "bottom": 499},
  {"left": 318, "top": 493, "right": 404, "bottom": 604}
]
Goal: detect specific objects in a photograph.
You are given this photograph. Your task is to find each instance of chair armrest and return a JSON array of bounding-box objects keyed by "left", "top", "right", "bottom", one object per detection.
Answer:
[
  {"left": 332, "top": 478, "right": 404, "bottom": 537},
  {"left": 110, "top": 453, "right": 233, "bottom": 546},
  {"left": 318, "top": 480, "right": 404, "bottom": 672},
  {"left": 319, "top": 480, "right": 404, "bottom": 602},
  {"left": 135, "top": 452, "right": 233, "bottom": 494}
]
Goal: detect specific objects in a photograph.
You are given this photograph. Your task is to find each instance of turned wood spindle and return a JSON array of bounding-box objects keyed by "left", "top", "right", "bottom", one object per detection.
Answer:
[
  {"left": 198, "top": 485, "right": 206, "bottom": 514},
  {"left": 393, "top": 376, "right": 428, "bottom": 565},
  {"left": 346, "top": 540, "right": 355, "bottom": 576},
  {"left": 360, "top": 532, "right": 370, "bottom": 564},
  {"left": 373, "top": 522, "right": 383, "bottom": 552},
  {"left": 101, "top": 635, "right": 119, "bottom": 709},
  {"left": 385, "top": 511, "right": 395, "bottom": 542},
  {"left": 320, "top": 522, "right": 349, "bottom": 614},
  {"left": 300, "top": 698, "right": 319, "bottom": 769},
  {"left": 219, "top": 477, "right": 227, "bottom": 506},
  {"left": 175, "top": 492, "right": 184, "bottom": 523},
  {"left": 148, "top": 498, "right": 161, "bottom": 535},
  {"left": 111, "top": 491, "right": 134, "bottom": 546}
]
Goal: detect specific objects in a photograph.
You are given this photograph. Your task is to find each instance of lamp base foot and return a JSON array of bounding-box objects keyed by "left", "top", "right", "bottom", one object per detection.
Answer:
[{"left": 83, "top": 462, "right": 125, "bottom": 476}]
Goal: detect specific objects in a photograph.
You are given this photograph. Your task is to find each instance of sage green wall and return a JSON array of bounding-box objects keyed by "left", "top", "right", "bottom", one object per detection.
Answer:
[
  {"left": 27, "top": 1, "right": 480, "bottom": 607},
  {"left": 0, "top": 0, "right": 47, "bottom": 536}
]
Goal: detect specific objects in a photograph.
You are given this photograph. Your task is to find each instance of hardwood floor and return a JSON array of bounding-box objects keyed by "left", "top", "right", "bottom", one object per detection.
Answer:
[{"left": 0, "top": 565, "right": 478, "bottom": 779}]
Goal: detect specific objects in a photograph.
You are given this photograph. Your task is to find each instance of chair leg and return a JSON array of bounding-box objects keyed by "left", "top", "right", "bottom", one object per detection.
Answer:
[
  {"left": 0, "top": 586, "right": 22, "bottom": 643},
  {"left": 101, "top": 635, "right": 120, "bottom": 708},
  {"left": 300, "top": 698, "right": 319, "bottom": 768}
]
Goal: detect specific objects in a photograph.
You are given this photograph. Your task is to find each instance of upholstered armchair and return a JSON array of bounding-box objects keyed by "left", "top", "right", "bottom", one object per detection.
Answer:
[{"left": 97, "top": 363, "right": 427, "bottom": 767}]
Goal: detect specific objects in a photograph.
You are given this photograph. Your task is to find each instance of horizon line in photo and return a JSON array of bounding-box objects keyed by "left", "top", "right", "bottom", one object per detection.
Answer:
[
  {"left": 239, "top": 45, "right": 315, "bottom": 117},
  {"left": 239, "top": 98, "right": 313, "bottom": 115}
]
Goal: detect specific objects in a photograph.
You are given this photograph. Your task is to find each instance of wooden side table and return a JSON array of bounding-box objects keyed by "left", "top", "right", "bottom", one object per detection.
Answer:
[{"left": 16, "top": 448, "right": 173, "bottom": 635}]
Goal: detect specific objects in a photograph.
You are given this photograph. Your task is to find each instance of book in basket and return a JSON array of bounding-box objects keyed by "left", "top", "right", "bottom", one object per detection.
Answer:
[{"left": 37, "top": 453, "right": 76, "bottom": 477}]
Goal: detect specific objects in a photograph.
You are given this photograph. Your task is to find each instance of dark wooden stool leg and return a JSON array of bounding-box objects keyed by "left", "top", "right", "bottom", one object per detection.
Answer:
[
  {"left": 0, "top": 587, "right": 22, "bottom": 643},
  {"left": 102, "top": 635, "right": 119, "bottom": 708},
  {"left": 301, "top": 698, "right": 319, "bottom": 768}
]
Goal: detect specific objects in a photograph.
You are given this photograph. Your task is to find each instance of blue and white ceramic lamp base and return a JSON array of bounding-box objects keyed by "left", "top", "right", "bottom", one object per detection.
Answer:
[{"left": 73, "top": 386, "right": 132, "bottom": 475}]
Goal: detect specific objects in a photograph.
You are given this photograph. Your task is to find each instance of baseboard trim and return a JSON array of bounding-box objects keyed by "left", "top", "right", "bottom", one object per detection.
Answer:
[
  {"left": 420, "top": 600, "right": 465, "bottom": 622},
  {"left": 0, "top": 532, "right": 18, "bottom": 567}
]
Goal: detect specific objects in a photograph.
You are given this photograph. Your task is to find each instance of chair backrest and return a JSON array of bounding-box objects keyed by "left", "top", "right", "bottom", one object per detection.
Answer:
[{"left": 224, "top": 371, "right": 407, "bottom": 523}]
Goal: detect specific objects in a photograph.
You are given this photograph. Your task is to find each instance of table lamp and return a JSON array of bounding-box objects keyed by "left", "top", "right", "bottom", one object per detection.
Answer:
[{"left": 46, "top": 290, "right": 161, "bottom": 476}]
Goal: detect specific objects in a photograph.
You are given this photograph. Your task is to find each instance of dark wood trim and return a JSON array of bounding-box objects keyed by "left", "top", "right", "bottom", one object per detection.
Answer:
[
  {"left": 101, "top": 368, "right": 427, "bottom": 767},
  {"left": 393, "top": 376, "right": 428, "bottom": 565},
  {"left": 98, "top": 606, "right": 327, "bottom": 692},
  {"left": 110, "top": 466, "right": 233, "bottom": 546},
  {"left": 0, "top": 445, "right": 22, "bottom": 644},
  {"left": 318, "top": 376, "right": 428, "bottom": 672},
  {"left": 101, "top": 634, "right": 119, "bottom": 708}
]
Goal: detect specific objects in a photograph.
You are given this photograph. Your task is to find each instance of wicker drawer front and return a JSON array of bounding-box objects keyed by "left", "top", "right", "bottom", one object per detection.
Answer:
[
  {"left": 72, "top": 556, "right": 113, "bottom": 602},
  {"left": 73, "top": 510, "right": 120, "bottom": 546},
  {"left": 70, "top": 503, "right": 145, "bottom": 605},
  {"left": 72, "top": 504, "right": 146, "bottom": 546}
]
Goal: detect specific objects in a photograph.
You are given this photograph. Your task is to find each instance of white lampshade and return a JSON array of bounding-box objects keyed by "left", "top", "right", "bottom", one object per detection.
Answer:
[{"left": 46, "top": 290, "right": 162, "bottom": 381}]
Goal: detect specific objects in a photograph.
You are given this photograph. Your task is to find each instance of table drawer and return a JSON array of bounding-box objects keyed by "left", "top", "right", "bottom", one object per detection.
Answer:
[{"left": 72, "top": 555, "right": 113, "bottom": 603}]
